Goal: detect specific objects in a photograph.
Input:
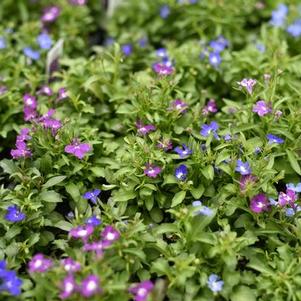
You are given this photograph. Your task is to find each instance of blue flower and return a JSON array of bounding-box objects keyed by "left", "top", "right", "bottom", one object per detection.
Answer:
[
  {"left": 162, "top": 56, "right": 173, "bottom": 67},
  {"left": 175, "top": 164, "right": 188, "bottom": 181},
  {"left": 0, "top": 37, "right": 6, "bottom": 49},
  {"left": 5, "top": 205, "right": 26, "bottom": 222},
  {"left": 223, "top": 134, "right": 231, "bottom": 142},
  {"left": 156, "top": 48, "right": 168, "bottom": 57},
  {"left": 37, "top": 32, "right": 52, "bottom": 49},
  {"left": 207, "top": 274, "right": 224, "bottom": 292},
  {"left": 174, "top": 144, "right": 192, "bottom": 158},
  {"left": 160, "top": 5, "right": 170, "bottom": 19},
  {"left": 23, "top": 47, "right": 40, "bottom": 60},
  {"left": 85, "top": 215, "right": 102, "bottom": 226},
  {"left": 122, "top": 44, "right": 133, "bottom": 56},
  {"left": 287, "top": 20, "right": 301, "bottom": 38},
  {"left": 256, "top": 43, "right": 266, "bottom": 53},
  {"left": 209, "top": 36, "right": 228, "bottom": 53},
  {"left": 286, "top": 183, "right": 301, "bottom": 193},
  {"left": 192, "top": 201, "right": 213, "bottom": 216},
  {"left": 138, "top": 37, "right": 148, "bottom": 48},
  {"left": 83, "top": 189, "right": 101, "bottom": 204},
  {"left": 235, "top": 160, "right": 251, "bottom": 175},
  {"left": 200, "top": 121, "right": 219, "bottom": 138},
  {"left": 266, "top": 134, "right": 284, "bottom": 144},
  {"left": 208, "top": 52, "right": 221, "bottom": 67},
  {"left": 0, "top": 262, "right": 22, "bottom": 296},
  {"left": 270, "top": 4, "right": 288, "bottom": 27}
]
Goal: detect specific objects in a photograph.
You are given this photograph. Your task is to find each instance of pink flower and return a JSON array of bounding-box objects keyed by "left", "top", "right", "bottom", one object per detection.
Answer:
[
  {"left": 69, "top": 224, "right": 94, "bottom": 241},
  {"left": 41, "top": 6, "right": 60, "bottom": 23},
  {"left": 168, "top": 99, "right": 188, "bottom": 113},
  {"left": 80, "top": 275, "right": 101, "bottom": 298},
  {"left": 202, "top": 99, "right": 218, "bottom": 115},
  {"left": 129, "top": 280, "right": 154, "bottom": 301},
  {"left": 136, "top": 121, "right": 156, "bottom": 135},
  {"left": 152, "top": 63, "right": 174, "bottom": 75},
  {"left": 144, "top": 163, "right": 162, "bottom": 178},
  {"left": 60, "top": 258, "right": 81, "bottom": 273},
  {"left": 250, "top": 194, "right": 270, "bottom": 213},
  {"left": 237, "top": 78, "right": 257, "bottom": 95},
  {"left": 101, "top": 226, "right": 120, "bottom": 247},
  {"left": 65, "top": 139, "right": 91, "bottom": 159}
]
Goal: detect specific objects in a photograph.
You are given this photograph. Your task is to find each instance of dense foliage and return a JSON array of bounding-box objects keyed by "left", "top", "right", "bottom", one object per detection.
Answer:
[{"left": 1, "top": 0, "right": 301, "bottom": 300}]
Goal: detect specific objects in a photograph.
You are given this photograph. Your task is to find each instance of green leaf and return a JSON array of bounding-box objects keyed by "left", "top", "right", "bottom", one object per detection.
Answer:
[
  {"left": 113, "top": 189, "right": 136, "bottom": 202},
  {"left": 286, "top": 150, "right": 301, "bottom": 175},
  {"left": 231, "top": 286, "right": 256, "bottom": 301},
  {"left": 66, "top": 183, "right": 81, "bottom": 202},
  {"left": 39, "top": 191, "right": 62, "bottom": 203},
  {"left": 201, "top": 165, "right": 214, "bottom": 180},
  {"left": 171, "top": 191, "right": 186, "bottom": 207},
  {"left": 190, "top": 184, "right": 204, "bottom": 199},
  {"left": 55, "top": 220, "right": 73, "bottom": 231},
  {"left": 0, "top": 159, "right": 18, "bottom": 175},
  {"left": 43, "top": 176, "right": 66, "bottom": 189}
]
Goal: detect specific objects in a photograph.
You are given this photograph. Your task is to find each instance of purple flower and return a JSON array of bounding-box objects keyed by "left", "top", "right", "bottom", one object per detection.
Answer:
[
  {"left": 0, "top": 85, "right": 7, "bottom": 95},
  {"left": 23, "top": 94, "right": 37, "bottom": 109},
  {"left": 0, "top": 263, "right": 22, "bottom": 296},
  {"left": 122, "top": 44, "right": 133, "bottom": 56},
  {"left": 83, "top": 189, "right": 101, "bottom": 204},
  {"left": 37, "top": 32, "right": 52, "bottom": 49},
  {"left": 175, "top": 164, "right": 188, "bottom": 181},
  {"left": 83, "top": 240, "right": 104, "bottom": 258},
  {"left": 38, "top": 85, "right": 53, "bottom": 96},
  {"left": 237, "top": 78, "right": 257, "bottom": 95},
  {"left": 59, "top": 275, "right": 77, "bottom": 299},
  {"left": 287, "top": 19, "right": 301, "bottom": 37},
  {"left": 209, "top": 51, "right": 221, "bottom": 67},
  {"left": 101, "top": 225, "right": 120, "bottom": 247},
  {"left": 11, "top": 143, "right": 32, "bottom": 159},
  {"left": 129, "top": 280, "right": 154, "bottom": 301},
  {"left": 235, "top": 160, "right": 251, "bottom": 175},
  {"left": 69, "top": 225, "right": 94, "bottom": 241},
  {"left": 266, "top": 134, "right": 284, "bottom": 144},
  {"left": 80, "top": 275, "right": 101, "bottom": 298},
  {"left": 192, "top": 201, "right": 213, "bottom": 216},
  {"left": 200, "top": 121, "right": 219, "bottom": 138},
  {"left": 144, "top": 164, "right": 162, "bottom": 178},
  {"left": 23, "top": 47, "right": 40, "bottom": 60},
  {"left": 207, "top": 274, "right": 224, "bottom": 292},
  {"left": 157, "top": 138, "right": 173, "bottom": 151},
  {"left": 274, "top": 110, "right": 283, "bottom": 119},
  {"left": 156, "top": 48, "right": 168, "bottom": 58},
  {"left": 160, "top": 5, "right": 170, "bottom": 19},
  {"left": 85, "top": 215, "right": 102, "bottom": 226},
  {"left": 174, "top": 144, "right": 192, "bottom": 158},
  {"left": 252, "top": 100, "right": 272, "bottom": 116},
  {"left": 250, "top": 193, "right": 270, "bottom": 213},
  {"left": 5, "top": 205, "right": 26, "bottom": 222},
  {"left": 39, "top": 109, "right": 62, "bottom": 135},
  {"left": 202, "top": 99, "right": 218, "bottom": 115},
  {"left": 69, "top": 0, "right": 87, "bottom": 5},
  {"left": 209, "top": 36, "right": 229, "bottom": 53},
  {"left": 136, "top": 121, "right": 156, "bottom": 135},
  {"left": 65, "top": 140, "right": 92, "bottom": 159},
  {"left": 169, "top": 99, "right": 188, "bottom": 113},
  {"left": 239, "top": 175, "right": 257, "bottom": 193},
  {"left": 57, "top": 87, "right": 68, "bottom": 101},
  {"left": 152, "top": 62, "right": 174, "bottom": 75},
  {"left": 270, "top": 4, "right": 288, "bottom": 27},
  {"left": 61, "top": 258, "right": 81, "bottom": 273},
  {"left": 41, "top": 6, "right": 60, "bottom": 23},
  {"left": 278, "top": 189, "right": 297, "bottom": 207},
  {"left": 28, "top": 254, "right": 53, "bottom": 273}
]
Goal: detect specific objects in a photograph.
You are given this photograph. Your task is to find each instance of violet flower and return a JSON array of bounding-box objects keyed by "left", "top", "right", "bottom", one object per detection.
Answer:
[
  {"left": 252, "top": 100, "right": 272, "bottom": 116},
  {"left": 23, "top": 47, "right": 40, "bottom": 61},
  {"left": 207, "top": 274, "right": 224, "bottom": 292},
  {"left": 136, "top": 121, "right": 156, "bottom": 135},
  {"left": 4, "top": 205, "right": 26, "bottom": 222},
  {"left": 270, "top": 4, "right": 288, "bottom": 27},
  {"left": 83, "top": 189, "right": 101, "bottom": 204},
  {"left": 209, "top": 52, "right": 221, "bottom": 68},
  {"left": 235, "top": 160, "right": 251, "bottom": 175},
  {"left": 38, "top": 85, "right": 53, "bottom": 96},
  {"left": 202, "top": 99, "right": 218, "bottom": 115},
  {"left": 28, "top": 254, "right": 53, "bottom": 273},
  {"left": 286, "top": 183, "right": 301, "bottom": 193},
  {"left": 160, "top": 5, "right": 170, "bottom": 19},
  {"left": 65, "top": 139, "right": 91, "bottom": 159},
  {"left": 144, "top": 163, "right": 162, "bottom": 178},
  {"left": 85, "top": 215, "right": 102, "bottom": 226},
  {"left": 157, "top": 138, "right": 173, "bottom": 151},
  {"left": 129, "top": 280, "right": 154, "bottom": 301},
  {"left": 57, "top": 87, "right": 68, "bottom": 101},
  {"left": 69, "top": 0, "right": 87, "bottom": 5},
  {"left": 239, "top": 175, "right": 257, "bottom": 193},
  {"left": 83, "top": 240, "right": 104, "bottom": 258},
  {"left": 37, "top": 32, "right": 52, "bottom": 49},
  {"left": 200, "top": 121, "right": 219, "bottom": 138},
  {"left": 237, "top": 78, "right": 257, "bottom": 95},
  {"left": 169, "top": 99, "right": 188, "bottom": 113},
  {"left": 250, "top": 193, "right": 270, "bottom": 213},
  {"left": 175, "top": 164, "right": 188, "bottom": 181},
  {"left": 192, "top": 201, "right": 213, "bottom": 216},
  {"left": 266, "top": 134, "right": 284, "bottom": 144},
  {"left": 80, "top": 275, "right": 101, "bottom": 298},
  {"left": 174, "top": 144, "right": 192, "bottom": 158}
]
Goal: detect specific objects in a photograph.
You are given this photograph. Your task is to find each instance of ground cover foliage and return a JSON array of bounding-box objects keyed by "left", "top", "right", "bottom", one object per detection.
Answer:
[{"left": 0, "top": 0, "right": 301, "bottom": 300}]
